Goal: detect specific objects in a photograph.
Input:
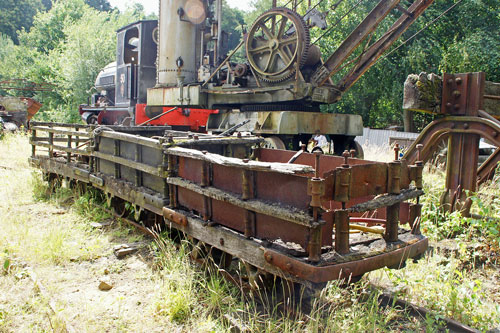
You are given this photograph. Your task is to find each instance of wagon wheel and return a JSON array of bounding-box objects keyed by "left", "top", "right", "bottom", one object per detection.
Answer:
[
  {"left": 261, "top": 136, "right": 286, "bottom": 149},
  {"left": 108, "top": 195, "right": 128, "bottom": 218},
  {"left": 246, "top": 7, "right": 309, "bottom": 82}
]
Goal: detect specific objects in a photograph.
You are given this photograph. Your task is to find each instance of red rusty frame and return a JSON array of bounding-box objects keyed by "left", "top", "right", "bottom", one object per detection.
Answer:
[
  {"left": 403, "top": 72, "right": 500, "bottom": 214},
  {"left": 30, "top": 121, "right": 428, "bottom": 273},
  {"left": 263, "top": 237, "right": 428, "bottom": 283},
  {"left": 167, "top": 145, "right": 425, "bottom": 261}
]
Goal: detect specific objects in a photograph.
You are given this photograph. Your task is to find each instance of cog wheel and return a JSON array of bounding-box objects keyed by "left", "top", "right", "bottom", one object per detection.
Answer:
[{"left": 246, "top": 7, "right": 310, "bottom": 83}]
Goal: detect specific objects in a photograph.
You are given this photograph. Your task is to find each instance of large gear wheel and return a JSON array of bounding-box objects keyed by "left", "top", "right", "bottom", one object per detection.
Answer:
[{"left": 246, "top": 8, "right": 310, "bottom": 83}]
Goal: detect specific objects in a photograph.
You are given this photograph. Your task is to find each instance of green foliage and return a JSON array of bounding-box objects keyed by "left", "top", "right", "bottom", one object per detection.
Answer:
[
  {"left": 85, "top": 0, "right": 112, "bottom": 12},
  {"left": 221, "top": 2, "right": 245, "bottom": 53},
  {"left": 0, "top": 0, "right": 145, "bottom": 123},
  {"left": 419, "top": 166, "right": 500, "bottom": 252},
  {"left": 0, "top": 0, "right": 45, "bottom": 44},
  {"left": 2, "top": 0, "right": 500, "bottom": 127},
  {"left": 378, "top": 253, "right": 500, "bottom": 331},
  {"left": 284, "top": 0, "right": 500, "bottom": 128},
  {"left": 19, "top": 0, "right": 88, "bottom": 54}
]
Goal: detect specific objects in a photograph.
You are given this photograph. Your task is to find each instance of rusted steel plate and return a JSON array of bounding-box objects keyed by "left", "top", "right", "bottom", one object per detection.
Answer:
[
  {"left": 168, "top": 177, "right": 315, "bottom": 226},
  {"left": 163, "top": 207, "right": 188, "bottom": 226},
  {"left": 255, "top": 213, "right": 310, "bottom": 249},
  {"left": 349, "top": 164, "right": 388, "bottom": 198},
  {"left": 255, "top": 171, "right": 310, "bottom": 209},
  {"left": 176, "top": 186, "right": 327, "bottom": 248},
  {"left": 177, "top": 187, "right": 205, "bottom": 214},
  {"left": 256, "top": 148, "right": 373, "bottom": 177},
  {"left": 212, "top": 164, "right": 243, "bottom": 195},
  {"left": 263, "top": 237, "right": 428, "bottom": 283},
  {"left": 441, "top": 73, "right": 484, "bottom": 117},
  {"left": 178, "top": 157, "right": 204, "bottom": 184},
  {"left": 211, "top": 199, "right": 247, "bottom": 232}
]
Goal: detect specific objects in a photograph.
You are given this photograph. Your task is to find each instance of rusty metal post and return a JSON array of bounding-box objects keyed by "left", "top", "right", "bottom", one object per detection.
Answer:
[
  {"left": 440, "top": 73, "right": 484, "bottom": 215},
  {"left": 114, "top": 139, "right": 120, "bottom": 179},
  {"left": 241, "top": 169, "right": 252, "bottom": 200},
  {"left": 200, "top": 155, "right": 212, "bottom": 221},
  {"left": 134, "top": 144, "right": 142, "bottom": 187},
  {"left": 308, "top": 225, "right": 322, "bottom": 262},
  {"left": 167, "top": 154, "right": 178, "bottom": 208},
  {"left": 333, "top": 151, "right": 352, "bottom": 254},
  {"left": 161, "top": 147, "right": 169, "bottom": 199},
  {"left": 31, "top": 129, "right": 36, "bottom": 157},
  {"left": 48, "top": 131, "right": 54, "bottom": 158},
  {"left": 307, "top": 152, "right": 324, "bottom": 262},
  {"left": 244, "top": 211, "right": 256, "bottom": 238},
  {"left": 409, "top": 203, "right": 422, "bottom": 235},
  {"left": 415, "top": 144, "right": 424, "bottom": 190},
  {"left": 334, "top": 209, "right": 349, "bottom": 254},
  {"left": 385, "top": 204, "right": 400, "bottom": 242},
  {"left": 385, "top": 145, "right": 401, "bottom": 242},
  {"left": 75, "top": 127, "right": 80, "bottom": 149},
  {"left": 66, "top": 135, "right": 72, "bottom": 162}
]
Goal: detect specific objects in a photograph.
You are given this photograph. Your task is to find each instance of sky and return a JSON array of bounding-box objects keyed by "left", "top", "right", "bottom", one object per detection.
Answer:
[{"left": 108, "top": 0, "right": 253, "bottom": 15}]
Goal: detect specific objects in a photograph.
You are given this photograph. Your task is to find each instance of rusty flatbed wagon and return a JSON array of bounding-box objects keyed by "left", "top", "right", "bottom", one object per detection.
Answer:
[{"left": 29, "top": 121, "right": 426, "bottom": 289}]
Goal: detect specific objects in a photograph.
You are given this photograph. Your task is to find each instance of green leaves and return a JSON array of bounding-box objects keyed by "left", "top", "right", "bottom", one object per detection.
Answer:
[
  {"left": 0, "top": 0, "right": 146, "bottom": 123},
  {"left": 0, "top": 0, "right": 45, "bottom": 44}
]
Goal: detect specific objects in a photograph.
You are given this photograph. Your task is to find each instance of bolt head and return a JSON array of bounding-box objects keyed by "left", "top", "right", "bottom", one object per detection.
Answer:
[{"left": 455, "top": 77, "right": 462, "bottom": 84}]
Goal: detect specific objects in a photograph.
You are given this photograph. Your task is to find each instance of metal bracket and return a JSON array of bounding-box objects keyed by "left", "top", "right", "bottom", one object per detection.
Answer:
[{"left": 162, "top": 206, "right": 188, "bottom": 226}]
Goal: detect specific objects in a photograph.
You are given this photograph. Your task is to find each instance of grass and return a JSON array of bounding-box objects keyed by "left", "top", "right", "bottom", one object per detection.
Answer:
[{"left": 0, "top": 132, "right": 499, "bottom": 331}]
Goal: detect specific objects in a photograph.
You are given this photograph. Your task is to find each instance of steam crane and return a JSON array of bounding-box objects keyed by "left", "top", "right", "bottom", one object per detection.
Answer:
[{"left": 146, "top": 0, "right": 433, "bottom": 152}]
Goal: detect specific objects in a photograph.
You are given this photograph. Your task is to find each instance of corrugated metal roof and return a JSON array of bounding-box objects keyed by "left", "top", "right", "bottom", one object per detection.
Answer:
[{"left": 356, "top": 128, "right": 419, "bottom": 148}]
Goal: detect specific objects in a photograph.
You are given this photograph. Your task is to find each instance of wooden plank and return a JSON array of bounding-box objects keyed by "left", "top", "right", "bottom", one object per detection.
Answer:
[
  {"left": 168, "top": 209, "right": 313, "bottom": 287},
  {"left": 93, "top": 151, "right": 161, "bottom": 176},
  {"left": 168, "top": 137, "right": 264, "bottom": 147},
  {"left": 30, "top": 121, "right": 88, "bottom": 128},
  {"left": 348, "top": 188, "right": 423, "bottom": 213},
  {"left": 97, "top": 131, "right": 161, "bottom": 149},
  {"left": 167, "top": 176, "right": 318, "bottom": 227},
  {"left": 165, "top": 147, "right": 314, "bottom": 175},
  {"left": 30, "top": 126, "right": 91, "bottom": 137},
  {"left": 29, "top": 140, "right": 91, "bottom": 156}
]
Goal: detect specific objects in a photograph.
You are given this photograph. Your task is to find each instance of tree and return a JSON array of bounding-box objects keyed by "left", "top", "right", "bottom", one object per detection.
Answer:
[
  {"left": 0, "top": 0, "right": 44, "bottom": 44},
  {"left": 0, "top": 0, "right": 146, "bottom": 122},
  {"left": 19, "top": 0, "right": 89, "bottom": 54},
  {"left": 85, "top": 0, "right": 112, "bottom": 12},
  {"left": 222, "top": 1, "right": 245, "bottom": 52}
]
